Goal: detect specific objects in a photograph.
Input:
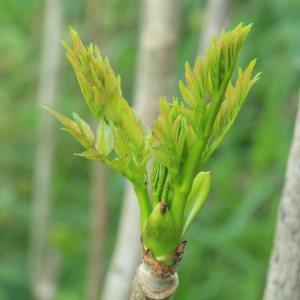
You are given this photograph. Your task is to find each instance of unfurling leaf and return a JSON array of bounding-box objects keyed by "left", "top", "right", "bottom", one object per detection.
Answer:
[
  {"left": 63, "top": 28, "right": 124, "bottom": 123},
  {"left": 151, "top": 158, "right": 168, "bottom": 206},
  {"left": 73, "top": 113, "right": 94, "bottom": 146},
  {"left": 179, "top": 80, "right": 197, "bottom": 110},
  {"left": 42, "top": 106, "right": 93, "bottom": 149},
  {"left": 177, "top": 106, "right": 197, "bottom": 132},
  {"left": 121, "top": 101, "right": 145, "bottom": 153},
  {"left": 181, "top": 171, "right": 212, "bottom": 238},
  {"left": 95, "top": 118, "right": 113, "bottom": 157},
  {"left": 113, "top": 126, "right": 132, "bottom": 158},
  {"left": 108, "top": 155, "right": 132, "bottom": 178},
  {"left": 46, "top": 25, "right": 260, "bottom": 266},
  {"left": 213, "top": 60, "right": 259, "bottom": 141},
  {"left": 75, "top": 148, "right": 105, "bottom": 161}
]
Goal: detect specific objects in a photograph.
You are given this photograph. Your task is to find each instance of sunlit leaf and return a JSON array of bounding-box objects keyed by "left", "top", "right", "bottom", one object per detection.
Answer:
[
  {"left": 95, "top": 118, "right": 113, "bottom": 156},
  {"left": 179, "top": 80, "right": 197, "bottom": 110},
  {"left": 42, "top": 106, "right": 92, "bottom": 149},
  {"left": 113, "top": 126, "right": 132, "bottom": 158},
  {"left": 75, "top": 148, "right": 105, "bottom": 161},
  {"left": 73, "top": 113, "right": 94, "bottom": 147},
  {"left": 182, "top": 171, "right": 212, "bottom": 238},
  {"left": 121, "top": 101, "right": 145, "bottom": 153},
  {"left": 108, "top": 155, "right": 132, "bottom": 178}
]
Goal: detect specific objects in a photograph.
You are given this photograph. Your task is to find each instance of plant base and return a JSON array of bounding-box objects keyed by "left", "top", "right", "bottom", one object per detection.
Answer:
[{"left": 130, "top": 238, "right": 186, "bottom": 300}]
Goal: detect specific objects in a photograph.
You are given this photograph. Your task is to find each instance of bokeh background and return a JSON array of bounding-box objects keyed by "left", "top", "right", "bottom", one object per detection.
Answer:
[{"left": 1, "top": 0, "right": 300, "bottom": 299}]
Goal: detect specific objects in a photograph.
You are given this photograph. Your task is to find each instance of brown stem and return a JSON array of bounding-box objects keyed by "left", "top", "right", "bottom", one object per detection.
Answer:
[
  {"left": 130, "top": 239, "right": 186, "bottom": 300},
  {"left": 130, "top": 264, "right": 178, "bottom": 300}
]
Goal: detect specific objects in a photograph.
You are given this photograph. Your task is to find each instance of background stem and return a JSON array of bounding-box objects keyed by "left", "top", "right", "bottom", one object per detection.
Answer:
[
  {"left": 29, "top": 0, "right": 62, "bottom": 299},
  {"left": 85, "top": 1, "right": 108, "bottom": 299},
  {"left": 263, "top": 92, "right": 300, "bottom": 300}
]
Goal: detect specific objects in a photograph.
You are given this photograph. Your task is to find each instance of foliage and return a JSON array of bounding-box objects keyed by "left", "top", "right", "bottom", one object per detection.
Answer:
[
  {"left": 1, "top": 0, "right": 299, "bottom": 299},
  {"left": 45, "top": 24, "right": 259, "bottom": 265}
]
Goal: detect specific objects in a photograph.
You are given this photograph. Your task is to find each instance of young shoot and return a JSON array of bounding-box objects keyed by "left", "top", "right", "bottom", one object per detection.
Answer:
[{"left": 44, "top": 23, "right": 260, "bottom": 267}]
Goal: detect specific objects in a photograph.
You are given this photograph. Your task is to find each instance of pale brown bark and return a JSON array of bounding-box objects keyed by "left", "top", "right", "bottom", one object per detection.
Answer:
[
  {"left": 263, "top": 93, "right": 300, "bottom": 300},
  {"left": 86, "top": 159, "right": 107, "bottom": 300},
  {"left": 30, "top": 0, "right": 62, "bottom": 299},
  {"left": 197, "top": 0, "right": 234, "bottom": 57},
  {"left": 134, "top": 0, "right": 181, "bottom": 125},
  {"left": 100, "top": 1, "right": 181, "bottom": 299},
  {"left": 85, "top": 1, "right": 108, "bottom": 300},
  {"left": 130, "top": 240, "right": 186, "bottom": 300},
  {"left": 130, "top": 264, "right": 177, "bottom": 300}
]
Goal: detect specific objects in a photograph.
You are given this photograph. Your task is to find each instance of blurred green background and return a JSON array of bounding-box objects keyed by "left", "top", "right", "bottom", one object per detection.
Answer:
[{"left": 0, "top": 0, "right": 299, "bottom": 299}]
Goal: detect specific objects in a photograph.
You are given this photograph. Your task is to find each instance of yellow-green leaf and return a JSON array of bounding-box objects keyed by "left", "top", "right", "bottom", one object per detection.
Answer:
[
  {"left": 182, "top": 171, "right": 212, "bottom": 238},
  {"left": 113, "top": 127, "right": 131, "bottom": 158},
  {"left": 177, "top": 106, "right": 197, "bottom": 131},
  {"left": 95, "top": 118, "right": 113, "bottom": 156},
  {"left": 42, "top": 106, "right": 92, "bottom": 149},
  {"left": 75, "top": 148, "right": 105, "bottom": 161},
  {"left": 108, "top": 155, "right": 133, "bottom": 177},
  {"left": 73, "top": 113, "right": 94, "bottom": 147},
  {"left": 179, "top": 80, "right": 197, "bottom": 109}
]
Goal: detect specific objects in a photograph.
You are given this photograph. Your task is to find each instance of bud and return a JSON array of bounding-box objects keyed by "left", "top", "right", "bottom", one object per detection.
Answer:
[{"left": 142, "top": 202, "right": 181, "bottom": 266}]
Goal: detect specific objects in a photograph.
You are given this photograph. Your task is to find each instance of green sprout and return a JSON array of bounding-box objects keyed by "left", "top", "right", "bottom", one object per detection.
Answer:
[{"left": 43, "top": 23, "right": 260, "bottom": 267}]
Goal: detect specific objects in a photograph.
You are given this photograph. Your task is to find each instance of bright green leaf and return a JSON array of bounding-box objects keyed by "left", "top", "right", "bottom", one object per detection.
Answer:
[
  {"left": 181, "top": 171, "right": 212, "bottom": 238},
  {"left": 75, "top": 148, "right": 105, "bottom": 161}
]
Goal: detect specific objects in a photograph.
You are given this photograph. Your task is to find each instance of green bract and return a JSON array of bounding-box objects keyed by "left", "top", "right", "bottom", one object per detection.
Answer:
[{"left": 44, "top": 24, "right": 260, "bottom": 266}]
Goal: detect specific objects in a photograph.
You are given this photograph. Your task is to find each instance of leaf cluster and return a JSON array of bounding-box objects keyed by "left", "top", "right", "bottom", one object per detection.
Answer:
[
  {"left": 149, "top": 24, "right": 260, "bottom": 234},
  {"left": 45, "top": 28, "right": 152, "bottom": 189},
  {"left": 44, "top": 24, "right": 260, "bottom": 262}
]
